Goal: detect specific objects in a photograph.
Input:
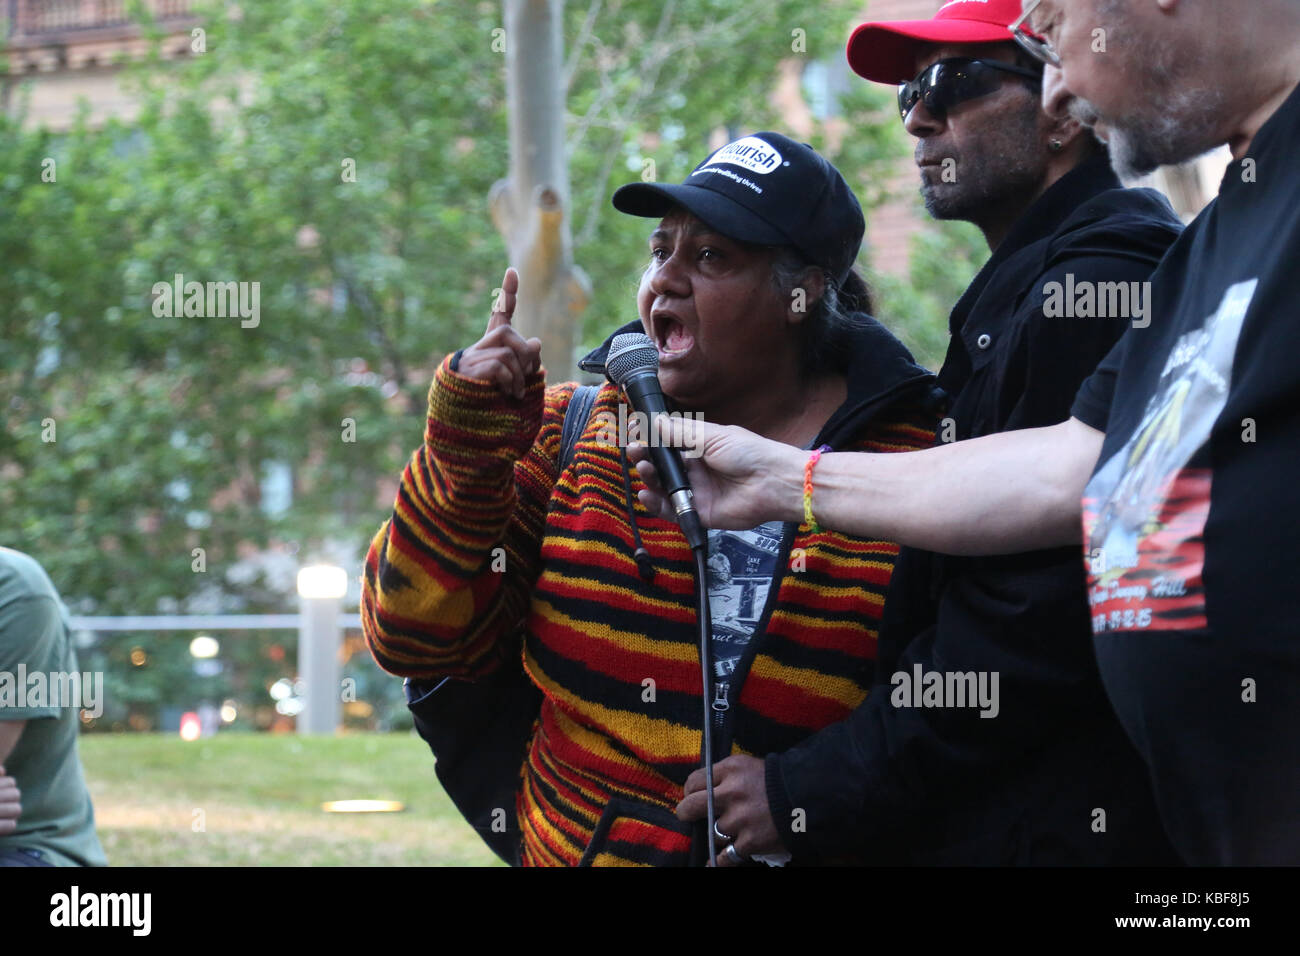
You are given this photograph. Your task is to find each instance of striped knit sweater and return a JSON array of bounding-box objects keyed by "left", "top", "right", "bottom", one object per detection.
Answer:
[{"left": 363, "top": 323, "right": 940, "bottom": 866}]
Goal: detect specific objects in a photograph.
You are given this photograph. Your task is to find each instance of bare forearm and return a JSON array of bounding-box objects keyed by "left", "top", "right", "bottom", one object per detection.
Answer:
[{"left": 805, "top": 419, "right": 1102, "bottom": 555}]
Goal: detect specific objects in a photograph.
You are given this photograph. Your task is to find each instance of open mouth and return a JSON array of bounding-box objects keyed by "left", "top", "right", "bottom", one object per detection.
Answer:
[{"left": 652, "top": 314, "right": 695, "bottom": 360}]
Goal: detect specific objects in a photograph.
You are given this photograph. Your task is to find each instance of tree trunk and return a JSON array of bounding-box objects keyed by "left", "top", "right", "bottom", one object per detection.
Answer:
[{"left": 491, "top": 0, "right": 590, "bottom": 383}]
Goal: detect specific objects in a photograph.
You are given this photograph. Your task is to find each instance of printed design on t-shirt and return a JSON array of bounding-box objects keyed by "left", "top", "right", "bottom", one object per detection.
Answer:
[
  {"left": 706, "top": 522, "right": 783, "bottom": 714},
  {"left": 1081, "top": 279, "right": 1257, "bottom": 635}
]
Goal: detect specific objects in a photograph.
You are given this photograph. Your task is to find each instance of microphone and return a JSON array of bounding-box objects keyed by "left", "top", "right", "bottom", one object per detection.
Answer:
[{"left": 605, "top": 332, "right": 707, "bottom": 551}]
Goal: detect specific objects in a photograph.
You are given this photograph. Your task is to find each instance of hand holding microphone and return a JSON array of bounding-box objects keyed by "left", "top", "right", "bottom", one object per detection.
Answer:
[
  {"left": 606, "top": 332, "right": 708, "bottom": 550},
  {"left": 610, "top": 336, "right": 806, "bottom": 535}
]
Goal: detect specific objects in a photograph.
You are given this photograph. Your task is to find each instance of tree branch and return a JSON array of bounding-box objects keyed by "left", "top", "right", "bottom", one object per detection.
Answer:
[
  {"left": 572, "top": 0, "right": 678, "bottom": 245},
  {"left": 563, "top": 0, "right": 603, "bottom": 94},
  {"left": 328, "top": 251, "right": 421, "bottom": 418}
]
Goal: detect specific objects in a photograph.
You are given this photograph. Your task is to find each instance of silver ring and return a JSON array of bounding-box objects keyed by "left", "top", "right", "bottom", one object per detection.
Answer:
[
  {"left": 725, "top": 843, "right": 744, "bottom": 865},
  {"left": 713, "top": 821, "right": 733, "bottom": 844}
]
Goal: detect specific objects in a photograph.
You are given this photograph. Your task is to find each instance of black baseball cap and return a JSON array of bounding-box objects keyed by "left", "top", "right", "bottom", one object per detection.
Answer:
[{"left": 611, "top": 131, "right": 865, "bottom": 285}]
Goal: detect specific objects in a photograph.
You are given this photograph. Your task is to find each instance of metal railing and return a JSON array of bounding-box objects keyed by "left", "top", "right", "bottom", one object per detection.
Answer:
[
  {"left": 70, "top": 614, "right": 365, "bottom": 631},
  {"left": 5, "top": 0, "right": 192, "bottom": 37},
  {"left": 68, "top": 611, "right": 364, "bottom": 734}
]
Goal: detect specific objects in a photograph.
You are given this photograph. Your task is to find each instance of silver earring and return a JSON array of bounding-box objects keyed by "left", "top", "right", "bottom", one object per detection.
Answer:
[{"left": 1050, "top": 139, "right": 1064, "bottom": 152}]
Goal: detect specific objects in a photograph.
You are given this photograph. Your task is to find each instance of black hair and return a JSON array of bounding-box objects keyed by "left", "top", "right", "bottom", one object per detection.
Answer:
[{"left": 769, "top": 248, "right": 873, "bottom": 374}]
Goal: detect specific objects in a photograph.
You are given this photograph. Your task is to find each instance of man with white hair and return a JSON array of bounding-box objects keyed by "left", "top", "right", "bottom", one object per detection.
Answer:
[{"left": 634, "top": 0, "right": 1300, "bottom": 864}]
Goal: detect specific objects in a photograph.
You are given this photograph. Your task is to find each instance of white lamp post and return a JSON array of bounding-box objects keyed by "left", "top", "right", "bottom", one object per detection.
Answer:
[{"left": 296, "top": 564, "right": 348, "bottom": 735}]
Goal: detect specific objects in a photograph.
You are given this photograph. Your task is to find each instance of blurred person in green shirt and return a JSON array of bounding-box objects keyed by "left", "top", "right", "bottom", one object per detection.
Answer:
[{"left": 0, "top": 547, "right": 106, "bottom": 866}]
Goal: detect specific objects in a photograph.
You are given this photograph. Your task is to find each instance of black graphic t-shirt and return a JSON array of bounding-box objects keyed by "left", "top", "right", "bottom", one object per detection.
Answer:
[
  {"left": 705, "top": 521, "right": 783, "bottom": 731},
  {"left": 1070, "top": 82, "right": 1300, "bottom": 864}
]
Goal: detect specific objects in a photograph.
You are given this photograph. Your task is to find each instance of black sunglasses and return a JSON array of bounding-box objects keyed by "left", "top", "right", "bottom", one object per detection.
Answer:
[{"left": 897, "top": 57, "right": 1043, "bottom": 122}]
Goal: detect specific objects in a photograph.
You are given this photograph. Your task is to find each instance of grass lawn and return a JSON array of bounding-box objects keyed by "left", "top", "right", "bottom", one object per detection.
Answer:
[{"left": 78, "top": 732, "right": 502, "bottom": 866}]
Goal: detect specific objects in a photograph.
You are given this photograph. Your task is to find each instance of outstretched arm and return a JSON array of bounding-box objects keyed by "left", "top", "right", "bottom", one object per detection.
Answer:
[{"left": 630, "top": 416, "right": 1103, "bottom": 556}]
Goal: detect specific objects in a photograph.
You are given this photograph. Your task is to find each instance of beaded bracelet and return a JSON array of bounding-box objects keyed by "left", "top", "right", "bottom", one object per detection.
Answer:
[{"left": 803, "top": 444, "right": 832, "bottom": 532}]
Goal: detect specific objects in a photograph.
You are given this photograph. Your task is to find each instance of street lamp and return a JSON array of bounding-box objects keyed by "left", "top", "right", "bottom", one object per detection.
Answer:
[
  {"left": 295, "top": 564, "right": 348, "bottom": 734},
  {"left": 189, "top": 635, "right": 220, "bottom": 659},
  {"left": 296, "top": 565, "right": 348, "bottom": 600}
]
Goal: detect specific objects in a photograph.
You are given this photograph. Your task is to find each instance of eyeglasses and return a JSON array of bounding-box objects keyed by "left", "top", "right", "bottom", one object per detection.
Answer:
[
  {"left": 1010, "top": 0, "right": 1061, "bottom": 68},
  {"left": 897, "top": 57, "right": 1043, "bottom": 122}
]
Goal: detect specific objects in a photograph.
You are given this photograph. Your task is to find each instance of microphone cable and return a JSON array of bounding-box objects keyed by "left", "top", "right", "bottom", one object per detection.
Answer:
[
  {"left": 692, "top": 545, "right": 717, "bottom": 867},
  {"left": 605, "top": 331, "right": 717, "bottom": 866}
]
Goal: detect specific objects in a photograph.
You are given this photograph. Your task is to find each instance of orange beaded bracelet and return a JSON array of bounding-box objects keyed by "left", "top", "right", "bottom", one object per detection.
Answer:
[{"left": 803, "top": 444, "right": 832, "bottom": 532}]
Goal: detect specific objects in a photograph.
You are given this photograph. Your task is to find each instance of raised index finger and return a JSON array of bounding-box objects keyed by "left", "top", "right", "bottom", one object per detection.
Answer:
[{"left": 486, "top": 267, "right": 519, "bottom": 333}]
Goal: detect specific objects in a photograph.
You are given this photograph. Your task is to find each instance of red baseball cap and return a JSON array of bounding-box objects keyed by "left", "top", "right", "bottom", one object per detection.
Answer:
[{"left": 847, "top": 0, "right": 1039, "bottom": 84}]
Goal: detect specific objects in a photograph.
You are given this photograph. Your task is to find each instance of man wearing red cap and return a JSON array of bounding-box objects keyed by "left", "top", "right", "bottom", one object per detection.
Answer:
[
  {"left": 673, "top": 0, "right": 1185, "bottom": 864},
  {"left": 645, "top": 0, "right": 1300, "bottom": 866}
]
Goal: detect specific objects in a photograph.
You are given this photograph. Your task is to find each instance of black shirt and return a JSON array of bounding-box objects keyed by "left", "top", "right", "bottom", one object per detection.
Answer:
[
  {"left": 938, "top": 154, "right": 1180, "bottom": 439},
  {"left": 767, "top": 154, "right": 1186, "bottom": 863},
  {"left": 1071, "top": 83, "right": 1300, "bottom": 865}
]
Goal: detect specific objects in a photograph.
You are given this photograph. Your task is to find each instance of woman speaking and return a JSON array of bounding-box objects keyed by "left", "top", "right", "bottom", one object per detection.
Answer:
[{"left": 361, "top": 132, "right": 941, "bottom": 866}]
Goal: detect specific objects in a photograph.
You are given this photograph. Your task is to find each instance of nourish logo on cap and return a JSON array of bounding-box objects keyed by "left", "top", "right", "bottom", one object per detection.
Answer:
[{"left": 699, "top": 136, "right": 786, "bottom": 176}]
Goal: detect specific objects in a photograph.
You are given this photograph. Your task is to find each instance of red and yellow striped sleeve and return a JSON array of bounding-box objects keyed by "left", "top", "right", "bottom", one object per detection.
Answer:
[{"left": 360, "top": 353, "right": 576, "bottom": 680}]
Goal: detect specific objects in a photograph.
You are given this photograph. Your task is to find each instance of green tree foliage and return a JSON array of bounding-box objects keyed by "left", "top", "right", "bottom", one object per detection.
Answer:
[
  {"left": 874, "top": 218, "right": 987, "bottom": 370},
  {"left": 1, "top": 0, "right": 943, "bottom": 725}
]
